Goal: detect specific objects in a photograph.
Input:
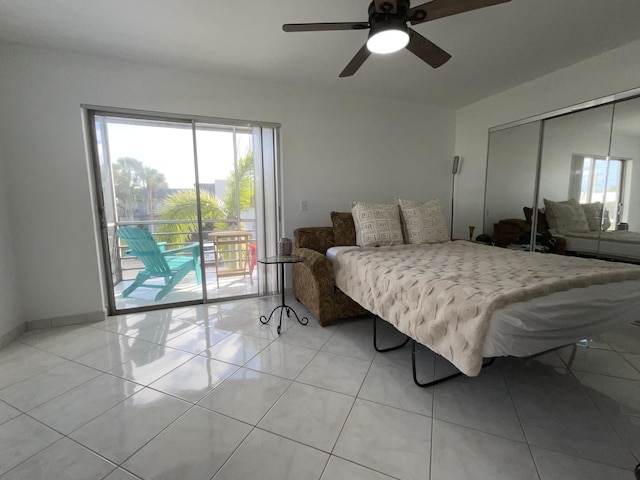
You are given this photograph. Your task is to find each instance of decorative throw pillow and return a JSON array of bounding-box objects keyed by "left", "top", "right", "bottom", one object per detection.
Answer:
[
  {"left": 331, "top": 211, "right": 356, "bottom": 246},
  {"left": 543, "top": 198, "right": 589, "bottom": 234},
  {"left": 580, "top": 202, "right": 602, "bottom": 231},
  {"left": 351, "top": 202, "right": 404, "bottom": 247},
  {"left": 397, "top": 198, "right": 450, "bottom": 244}
]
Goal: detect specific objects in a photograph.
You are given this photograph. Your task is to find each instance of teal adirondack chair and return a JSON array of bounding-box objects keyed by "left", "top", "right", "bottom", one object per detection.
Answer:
[{"left": 117, "top": 227, "right": 202, "bottom": 301}]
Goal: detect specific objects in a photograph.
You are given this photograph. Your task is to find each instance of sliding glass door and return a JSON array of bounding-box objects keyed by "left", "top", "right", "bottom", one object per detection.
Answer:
[
  {"left": 195, "top": 124, "right": 257, "bottom": 300},
  {"left": 89, "top": 109, "right": 280, "bottom": 314}
]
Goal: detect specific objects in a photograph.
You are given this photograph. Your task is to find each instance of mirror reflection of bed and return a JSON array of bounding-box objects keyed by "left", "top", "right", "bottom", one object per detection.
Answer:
[
  {"left": 558, "top": 227, "right": 640, "bottom": 263},
  {"left": 485, "top": 93, "right": 640, "bottom": 264}
]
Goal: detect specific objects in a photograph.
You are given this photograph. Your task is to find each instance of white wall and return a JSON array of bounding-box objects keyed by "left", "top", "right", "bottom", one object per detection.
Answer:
[
  {"left": 0, "top": 141, "right": 22, "bottom": 344},
  {"left": 0, "top": 42, "right": 455, "bottom": 325},
  {"left": 280, "top": 89, "right": 454, "bottom": 230},
  {"left": 454, "top": 39, "right": 640, "bottom": 239}
]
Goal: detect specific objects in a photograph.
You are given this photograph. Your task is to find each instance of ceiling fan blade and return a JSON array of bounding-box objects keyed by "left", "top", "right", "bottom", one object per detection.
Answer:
[
  {"left": 409, "top": 0, "right": 510, "bottom": 25},
  {"left": 406, "top": 29, "right": 451, "bottom": 68},
  {"left": 283, "top": 22, "right": 369, "bottom": 32},
  {"left": 374, "top": 0, "right": 398, "bottom": 14},
  {"left": 339, "top": 44, "right": 371, "bottom": 77}
]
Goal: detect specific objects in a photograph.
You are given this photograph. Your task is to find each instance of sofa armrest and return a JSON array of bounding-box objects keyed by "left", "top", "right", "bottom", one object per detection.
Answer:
[
  {"left": 293, "top": 247, "right": 335, "bottom": 326},
  {"left": 293, "top": 246, "right": 368, "bottom": 327},
  {"left": 294, "top": 247, "right": 335, "bottom": 283}
]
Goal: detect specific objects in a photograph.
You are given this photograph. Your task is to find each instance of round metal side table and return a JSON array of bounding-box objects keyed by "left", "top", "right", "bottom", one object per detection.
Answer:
[{"left": 258, "top": 254, "right": 309, "bottom": 334}]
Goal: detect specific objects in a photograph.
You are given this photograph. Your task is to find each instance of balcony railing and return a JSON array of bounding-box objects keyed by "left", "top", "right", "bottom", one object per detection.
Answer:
[{"left": 111, "top": 218, "right": 257, "bottom": 287}]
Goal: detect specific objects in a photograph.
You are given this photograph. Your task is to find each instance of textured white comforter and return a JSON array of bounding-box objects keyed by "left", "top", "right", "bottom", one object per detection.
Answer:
[{"left": 333, "top": 241, "right": 640, "bottom": 376}]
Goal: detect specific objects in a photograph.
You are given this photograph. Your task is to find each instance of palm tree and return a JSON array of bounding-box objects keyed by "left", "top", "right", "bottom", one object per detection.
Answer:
[
  {"left": 113, "top": 157, "right": 167, "bottom": 223},
  {"left": 113, "top": 157, "right": 144, "bottom": 220},
  {"left": 158, "top": 151, "right": 255, "bottom": 248},
  {"left": 157, "top": 190, "right": 226, "bottom": 245},
  {"left": 140, "top": 166, "right": 168, "bottom": 223},
  {"left": 220, "top": 151, "right": 255, "bottom": 229}
]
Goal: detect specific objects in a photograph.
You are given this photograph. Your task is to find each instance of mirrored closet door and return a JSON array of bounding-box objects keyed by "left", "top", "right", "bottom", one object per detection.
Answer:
[
  {"left": 484, "top": 93, "right": 640, "bottom": 264},
  {"left": 537, "top": 103, "right": 614, "bottom": 258},
  {"left": 609, "top": 96, "right": 640, "bottom": 251},
  {"left": 485, "top": 121, "right": 541, "bottom": 250}
]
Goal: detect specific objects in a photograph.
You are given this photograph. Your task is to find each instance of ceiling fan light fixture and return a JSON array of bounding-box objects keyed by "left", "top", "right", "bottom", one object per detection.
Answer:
[{"left": 366, "top": 22, "right": 409, "bottom": 54}]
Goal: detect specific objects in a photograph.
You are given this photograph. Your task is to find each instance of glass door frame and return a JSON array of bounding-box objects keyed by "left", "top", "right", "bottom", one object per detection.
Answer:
[{"left": 85, "top": 105, "right": 282, "bottom": 315}]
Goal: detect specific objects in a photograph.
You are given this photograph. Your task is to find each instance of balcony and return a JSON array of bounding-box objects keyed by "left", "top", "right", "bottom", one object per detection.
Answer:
[
  {"left": 110, "top": 222, "right": 260, "bottom": 311},
  {"left": 113, "top": 268, "right": 258, "bottom": 310}
]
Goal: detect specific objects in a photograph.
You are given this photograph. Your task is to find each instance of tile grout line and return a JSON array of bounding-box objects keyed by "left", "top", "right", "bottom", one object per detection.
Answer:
[
  {"left": 502, "top": 366, "right": 543, "bottom": 480},
  {"left": 3, "top": 300, "right": 640, "bottom": 479},
  {"left": 569, "top": 357, "right": 640, "bottom": 465},
  {"left": 323, "top": 321, "right": 398, "bottom": 479},
  {"left": 428, "top": 355, "right": 437, "bottom": 480},
  {"left": 210, "top": 322, "right": 344, "bottom": 480},
  {"left": 564, "top": 341, "right": 640, "bottom": 464}
]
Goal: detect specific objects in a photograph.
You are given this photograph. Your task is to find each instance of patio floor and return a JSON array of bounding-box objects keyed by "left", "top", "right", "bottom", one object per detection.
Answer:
[{"left": 113, "top": 267, "right": 259, "bottom": 311}]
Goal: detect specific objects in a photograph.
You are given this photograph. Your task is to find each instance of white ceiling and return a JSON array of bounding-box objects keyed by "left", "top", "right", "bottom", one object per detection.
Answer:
[{"left": 2, "top": 0, "right": 640, "bottom": 109}]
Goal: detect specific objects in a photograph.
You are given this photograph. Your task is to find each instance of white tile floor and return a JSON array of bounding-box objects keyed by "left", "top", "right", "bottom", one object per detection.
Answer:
[{"left": 0, "top": 295, "right": 639, "bottom": 480}]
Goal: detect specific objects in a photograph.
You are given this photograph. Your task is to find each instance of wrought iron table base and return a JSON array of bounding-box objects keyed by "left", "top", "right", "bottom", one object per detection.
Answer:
[
  {"left": 259, "top": 261, "right": 308, "bottom": 334},
  {"left": 260, "top": 304, "right": 308, "bottom": 335}
]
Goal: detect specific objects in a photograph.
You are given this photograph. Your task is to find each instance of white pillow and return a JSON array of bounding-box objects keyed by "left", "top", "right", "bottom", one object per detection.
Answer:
[
  {"left": 351, "top": 202, "right": 404, "bottom": 247},
  {"left": 580, "top": 202, "right": 602, "bottom": 231},
  {"left": 397, "top": 198, "right": 450, "bottom": 244},
  {"left": 543, "top": 198, "right": 590, "bottom": 234}
]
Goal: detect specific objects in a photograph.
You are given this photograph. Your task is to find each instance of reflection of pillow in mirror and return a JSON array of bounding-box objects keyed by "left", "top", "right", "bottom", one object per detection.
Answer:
[
  {"left": 351, "top": 202, "right": 404, "bottom": 247},
  {"left": 397, "top": 198, "right": 450, "bottom": 244},
  {"left": 580, "top": 202, "right": 602, "bottom": 231},
  {"left": 543, "top": 198, "right": 589, "bottom": 234}
]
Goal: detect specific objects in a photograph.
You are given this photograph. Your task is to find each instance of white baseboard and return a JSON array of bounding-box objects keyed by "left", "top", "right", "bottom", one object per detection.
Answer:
[
  {"left": 27, "top": 310, "right": 106, "bottom": 331},
  {"left": 0, "top": 323, "right": 27, "bottom": 349}
]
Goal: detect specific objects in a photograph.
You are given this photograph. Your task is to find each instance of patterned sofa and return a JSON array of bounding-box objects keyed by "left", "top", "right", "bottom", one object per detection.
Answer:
[{"left": 292, "top": 212, "right": 368, "bottom": 327}]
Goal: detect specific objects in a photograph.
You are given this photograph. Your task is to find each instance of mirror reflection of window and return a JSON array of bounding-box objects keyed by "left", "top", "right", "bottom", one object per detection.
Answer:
[{"left": 570, "top": 155, "right": 626, "bottom": 230}]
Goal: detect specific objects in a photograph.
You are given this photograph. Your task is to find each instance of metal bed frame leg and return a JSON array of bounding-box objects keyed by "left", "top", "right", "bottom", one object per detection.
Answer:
[
  {"left": 372, "top": 315, "right": 410, "bottom": 352},
  {"left": 564, "top": 342, "right": 578, "bottom": 368},
  {"left": 372, "top": 315, "right": 494, "bottom": 387},
  {"left": 411, "top": 341, "right": 576, "bottom": 388},
  {"left": 372, "top": 316, "right": 580, "bottom": 389},
  {"left": 411, "top": 340, "right": 495, "bottom": 388}
]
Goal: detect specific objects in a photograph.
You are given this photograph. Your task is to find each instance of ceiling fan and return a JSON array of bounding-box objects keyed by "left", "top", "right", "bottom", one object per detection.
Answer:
[{"left": 283, "top": 0, "right": 511, "bottom": 77}]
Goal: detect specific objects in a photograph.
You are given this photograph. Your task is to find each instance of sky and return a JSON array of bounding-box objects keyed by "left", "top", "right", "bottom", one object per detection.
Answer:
[{"left": 105, "top": 121, "right": 252, "bottom": 189}]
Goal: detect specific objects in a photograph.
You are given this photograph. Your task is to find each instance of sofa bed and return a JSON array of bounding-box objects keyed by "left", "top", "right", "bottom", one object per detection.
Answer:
[
  {"left": 292, "top": 212, "right": 369, "bottom": 327},
  {"left": 293, "top": 199, "right": 640, "bottom": 378}
]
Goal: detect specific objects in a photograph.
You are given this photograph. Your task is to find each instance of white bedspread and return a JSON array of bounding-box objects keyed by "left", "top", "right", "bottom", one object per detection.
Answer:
[{"left": 333, "top": 241, "right": 640, "bottom": 376}]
